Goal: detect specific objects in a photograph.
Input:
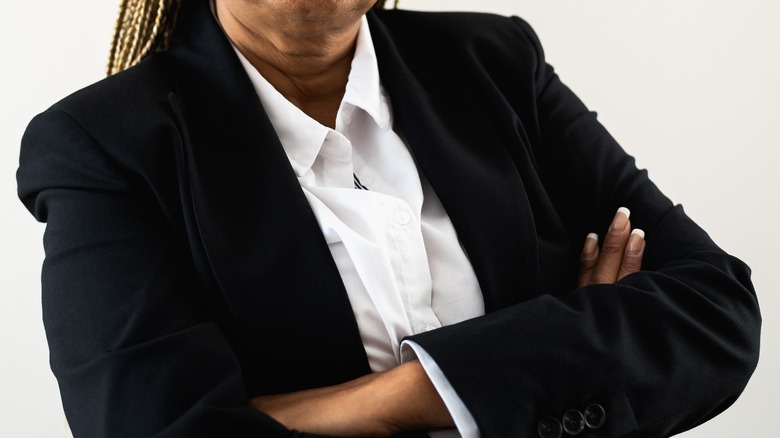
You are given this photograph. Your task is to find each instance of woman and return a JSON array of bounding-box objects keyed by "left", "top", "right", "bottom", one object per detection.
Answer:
[{"left": 17, "top": 0, "right": 760, "bottom": 436}]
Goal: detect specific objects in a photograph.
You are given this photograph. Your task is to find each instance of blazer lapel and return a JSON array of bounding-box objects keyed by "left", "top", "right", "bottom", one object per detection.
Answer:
[
  {"left": 368, "top": 11, "right": 541, "bottom": 311},
  {"left": 165, "top": 0, "right": 371, "bottom": 391}
]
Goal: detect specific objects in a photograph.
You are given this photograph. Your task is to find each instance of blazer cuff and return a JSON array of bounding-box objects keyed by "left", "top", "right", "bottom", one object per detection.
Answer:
[{"left": 401, "top": 340, "right": 480, "bottom": 438}]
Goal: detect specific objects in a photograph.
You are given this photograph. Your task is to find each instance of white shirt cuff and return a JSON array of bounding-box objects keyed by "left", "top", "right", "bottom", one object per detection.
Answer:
[{"left": 401, "top": 340, "right": 480, "bottom": 438}]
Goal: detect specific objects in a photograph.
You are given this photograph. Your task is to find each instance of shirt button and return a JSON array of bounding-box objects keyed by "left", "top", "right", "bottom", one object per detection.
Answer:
[
  {"left": 584, "top": 403, "right": 606, "bottom": 429},
  {"left": 394, "top": 210, "right": 411, "bottom": 225},
  {"left": 537, "top": 417, "right": 562, "bottom": 438},
  {"left": 562, "top": 409, "right": 585, "bottom": 435}
]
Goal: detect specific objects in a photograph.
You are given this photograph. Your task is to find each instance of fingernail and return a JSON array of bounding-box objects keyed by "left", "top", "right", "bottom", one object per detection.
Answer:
[
  {"left": 584, "top": 233, "right": 598, "bottom": 257},
  {"left": 627, "top": 229, "right": 645, "bottom": 255},
  {"left": 611, "top": 207, "right": 631, "bottom": 232}
]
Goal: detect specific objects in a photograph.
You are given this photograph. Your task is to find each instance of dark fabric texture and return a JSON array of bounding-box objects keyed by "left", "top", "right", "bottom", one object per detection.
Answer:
[{"left": 17, "top": 0, "right": 760, "bottom": 436}]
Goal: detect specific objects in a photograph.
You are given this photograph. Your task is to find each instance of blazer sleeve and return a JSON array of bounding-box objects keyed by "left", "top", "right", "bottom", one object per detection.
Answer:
[
  {"left": 405, "top": 17, "right": 761, "bottom": 438},
  {"left": 16, "top": 109, "right": 322, "bottom": 438}
]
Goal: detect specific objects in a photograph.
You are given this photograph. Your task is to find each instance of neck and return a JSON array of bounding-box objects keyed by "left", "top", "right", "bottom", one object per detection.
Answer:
[{"left": 215, "top": 1, "right": 367, "bottom": 128}]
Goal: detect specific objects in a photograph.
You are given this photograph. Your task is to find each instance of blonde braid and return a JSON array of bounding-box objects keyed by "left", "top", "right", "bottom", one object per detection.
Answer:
[
  {"left": 107, "top": 0, "right": 399, "bottom": 76},
  {"left": 107, "top": 0, "right": 181, "bottom": 76},
  {"left": 122, "top": 0, "right": 147, "bottom": 68}
]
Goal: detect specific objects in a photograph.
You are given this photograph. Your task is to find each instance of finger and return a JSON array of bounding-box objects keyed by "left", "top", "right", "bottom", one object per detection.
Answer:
[
  {"left": 577, "top": 233, "right": 600, "bottom": 288},
  {"left": 590, "top": 207, "right": 632, "bottom": 284},
  {"left": 617, "top": 229, "right": 645, "bottom": 281}
]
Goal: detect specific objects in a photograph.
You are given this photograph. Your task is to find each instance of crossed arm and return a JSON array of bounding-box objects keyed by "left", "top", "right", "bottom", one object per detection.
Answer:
[
  {"left": 250, "top": 207, "right": 645, "bottom": 436},
  {"left": 21, "top": 104, "right": 756, "bottom": 437}
]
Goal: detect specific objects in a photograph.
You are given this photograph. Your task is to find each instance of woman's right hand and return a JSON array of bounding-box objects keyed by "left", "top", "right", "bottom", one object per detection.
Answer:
[{"left": 578, "top": 207, "right": 646, "bottom": 287}]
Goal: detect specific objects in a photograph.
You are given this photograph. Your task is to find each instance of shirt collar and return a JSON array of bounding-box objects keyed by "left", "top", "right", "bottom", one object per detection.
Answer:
[
  {"left": 341, "top": 17, "right": 392, "bottom": 131},
  {"left": 231, "top": 16, "right": 391, "bottom": 178}
]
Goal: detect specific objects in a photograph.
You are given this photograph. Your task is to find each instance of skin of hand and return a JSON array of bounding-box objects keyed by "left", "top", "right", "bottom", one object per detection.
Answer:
[
  {"left": 578, "top": 207, "right": 646, "bottom": 287},
  {"left": 249, "top": 360, "right": 454, "bottom": 436},
  {"left": 248, "top": 207, "right": 646, "bottom": 436}
]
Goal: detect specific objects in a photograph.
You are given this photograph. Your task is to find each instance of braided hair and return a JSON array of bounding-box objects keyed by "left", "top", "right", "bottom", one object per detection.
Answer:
[{"left": 107, "top": 0, "right": 400, "bottom": 76}]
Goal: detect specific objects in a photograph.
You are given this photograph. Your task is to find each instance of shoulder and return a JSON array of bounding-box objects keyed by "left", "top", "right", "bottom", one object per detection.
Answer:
[
  {"left": 373, "top": 9, "right": 532, "bottom": 37},
  {"left": 18, "top": 54, "right": 182, "bottom": 219},
  {"left": 23, "top": 53, "right": 181, "bottom": 167},
  {"left": 372, "top": 9, "right": 544, "bottom": 65},
  {"left": 45, "top": 54, "right": 176, "bottom": 138},
  {"left": 369, "top": 9, "right": 548, "bottom": 98}
]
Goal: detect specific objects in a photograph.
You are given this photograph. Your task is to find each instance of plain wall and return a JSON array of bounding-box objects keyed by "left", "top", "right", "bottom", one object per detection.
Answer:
[{"left": 1, "top": 0, "right": 777, "bottom": 436}]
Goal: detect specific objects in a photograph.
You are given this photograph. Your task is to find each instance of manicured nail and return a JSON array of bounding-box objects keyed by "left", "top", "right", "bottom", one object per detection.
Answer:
[
  {"left": 627, "top": 229, "right": 645, "bottom": 255},
  {"left": 583, "top": 233, "right": 598, "bottom": 257},
  {"left": 611, "top": 207, "right": 631, "bottom": 232}
]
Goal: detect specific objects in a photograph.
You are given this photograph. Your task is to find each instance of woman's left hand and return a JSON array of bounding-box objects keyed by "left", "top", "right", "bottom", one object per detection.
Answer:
[{"left": 578, "top": 207, "right": 646, "bottom": 287}]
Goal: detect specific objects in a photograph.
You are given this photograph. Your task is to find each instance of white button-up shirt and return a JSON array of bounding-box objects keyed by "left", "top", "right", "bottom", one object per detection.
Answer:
[{"left": 231, "top": 16, "right": 483, "bottom": 438}]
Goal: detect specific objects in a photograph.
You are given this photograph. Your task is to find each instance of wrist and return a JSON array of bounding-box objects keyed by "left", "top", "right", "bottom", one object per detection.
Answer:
[{"left": 364, "top": 361, "right": 454, "bottom": 432}]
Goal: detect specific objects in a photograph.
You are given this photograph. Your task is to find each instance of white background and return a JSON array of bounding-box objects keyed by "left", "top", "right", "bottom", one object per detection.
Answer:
[{"left": 1, "top": 0, "right": 778, "bottom": 436}]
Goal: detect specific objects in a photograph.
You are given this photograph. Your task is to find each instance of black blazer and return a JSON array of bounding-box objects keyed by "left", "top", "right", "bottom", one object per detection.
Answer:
[{"left": 17, "top": 0, "right": 760, "bottom": 436}]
